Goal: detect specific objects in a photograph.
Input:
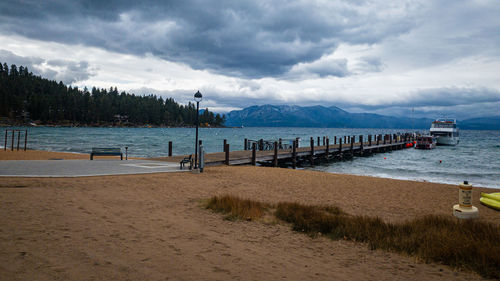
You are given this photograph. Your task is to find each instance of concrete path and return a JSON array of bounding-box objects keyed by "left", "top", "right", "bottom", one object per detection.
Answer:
[{"left": 0, "top": 159, "right": 187, "bottom": 177}]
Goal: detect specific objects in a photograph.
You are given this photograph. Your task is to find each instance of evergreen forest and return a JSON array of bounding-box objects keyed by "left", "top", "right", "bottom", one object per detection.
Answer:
[{"left": 0, "top": 62, "right": 225, "bottom": 127}]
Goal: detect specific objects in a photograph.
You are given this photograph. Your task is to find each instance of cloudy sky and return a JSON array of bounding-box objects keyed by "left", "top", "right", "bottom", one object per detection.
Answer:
[{"left": 1, "top": 0, "right": 500, "bottom": 119}]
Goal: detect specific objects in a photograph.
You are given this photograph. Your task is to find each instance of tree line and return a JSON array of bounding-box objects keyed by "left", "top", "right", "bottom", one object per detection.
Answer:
[{"left": 0, "top": 62, "right": 225, "bottom": 126}]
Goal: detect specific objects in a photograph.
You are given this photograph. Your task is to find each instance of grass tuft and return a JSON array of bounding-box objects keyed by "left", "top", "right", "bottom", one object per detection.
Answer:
[{"left": 205, "top": 195, "right": 266, "bottom": 221}]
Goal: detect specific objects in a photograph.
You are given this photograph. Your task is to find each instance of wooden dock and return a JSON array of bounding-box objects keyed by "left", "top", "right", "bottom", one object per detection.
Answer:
[{"left": 152, "top": 133, "right": 415, "bottom": 169}]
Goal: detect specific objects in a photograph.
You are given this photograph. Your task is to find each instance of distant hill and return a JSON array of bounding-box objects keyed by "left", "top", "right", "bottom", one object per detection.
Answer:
[
  {"left": 461, "top": 117, "right": 500, "bottom": 130},
  {"left": 225, "top": 105, "right": 499, "bottom": 129}
]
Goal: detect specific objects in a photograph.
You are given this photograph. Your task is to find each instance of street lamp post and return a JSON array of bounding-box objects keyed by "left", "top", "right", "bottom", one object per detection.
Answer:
[{"left": 194, "top": 91, "right": 202, "bottom": 169}]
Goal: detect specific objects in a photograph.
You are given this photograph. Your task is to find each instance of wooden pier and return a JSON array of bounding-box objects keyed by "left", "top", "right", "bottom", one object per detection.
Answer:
[{"left": 153, "top": 133, "right": 415, "bottom": 169}]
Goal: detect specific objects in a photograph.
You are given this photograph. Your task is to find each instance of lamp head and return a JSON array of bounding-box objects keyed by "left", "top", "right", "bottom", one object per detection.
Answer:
[{"left": 194, "top": 91, "right": 202, "bottom": 102}]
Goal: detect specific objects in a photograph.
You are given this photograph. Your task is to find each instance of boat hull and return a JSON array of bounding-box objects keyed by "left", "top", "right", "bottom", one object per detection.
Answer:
[
  {"left": 436, "top": 136, "right": 459, "bottom": 146},
  {"left": 480, "top": 197, "right": 500, "bottom": 211}
]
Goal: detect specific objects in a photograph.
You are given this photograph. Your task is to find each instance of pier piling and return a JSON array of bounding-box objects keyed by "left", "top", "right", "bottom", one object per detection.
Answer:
[{"left": 251, "top": 143, "right": 256, "bottom": 166}]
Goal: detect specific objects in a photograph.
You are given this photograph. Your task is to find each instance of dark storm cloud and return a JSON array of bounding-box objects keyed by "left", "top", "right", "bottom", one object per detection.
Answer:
[
  {"left": 0, "top": 0, "right": 417, "bottom": 78},
  {"left": 0, "top": 50, "right": 95, "bottom": 84}
]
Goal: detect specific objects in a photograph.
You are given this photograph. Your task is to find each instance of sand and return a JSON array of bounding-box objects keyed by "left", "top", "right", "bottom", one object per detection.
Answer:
[{"left": 1, "top": 150, "right": 499, "bottom": 280}]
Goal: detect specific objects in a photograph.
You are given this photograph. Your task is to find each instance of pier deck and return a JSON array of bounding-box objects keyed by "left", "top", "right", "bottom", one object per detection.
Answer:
[{"left": 152, "top": 134, "right": 414, "bottom": 168}]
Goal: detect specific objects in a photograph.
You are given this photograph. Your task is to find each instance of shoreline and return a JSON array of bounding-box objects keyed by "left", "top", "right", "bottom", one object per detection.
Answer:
[{"left": 2, "top": 148, "right": 499, "bottom": 189}]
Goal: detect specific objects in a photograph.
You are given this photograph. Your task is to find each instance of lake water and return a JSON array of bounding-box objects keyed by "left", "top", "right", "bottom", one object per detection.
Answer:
[{"left": 2, "top": 126, "right": 500, "bottom": 189}]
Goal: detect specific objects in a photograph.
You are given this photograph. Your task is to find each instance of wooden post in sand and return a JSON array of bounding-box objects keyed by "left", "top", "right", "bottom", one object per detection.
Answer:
[
  {"left": 368, "top": 135, "right": 372, "bottom": 147},
  {"left": 273, "top": 141, "right": 278, "bottom": 167},
  {"left": 317, "top": 136, "right": 320, "bottom": 146},
  {"left": 11, "top": 130, "right": 14, "bottom": 151},
  {"left": 17, "top": 130, "right": 20, "bottom": 151},
  {"left": 251, "top": 143, "right": 256, "bottom": 166},
  {"left": 278, "top": 138, "right": 282, "bottom": 149},
  {"left": 4, "top": 130, "right": 7, "bottom": 151},
  {"left": 24, "top": 130, "right": 27, "bottom": 151},
  {"left": 310, "top": 137, "right": 315, "bottom": 165},
  {"left": 244, "top": 138, "right": 248, "bottom": 150},
  {"left": 224, "top": 143, "right": 230, "bottom": 165},
  {"left": 223, "top": 139, "right": 227, "bottom": 151},
  {"left": 168, "top": 141, "right": 172, "bottom": 157},
  {"left": 334, "top": 136, "right": 337, "bottom": 145},
  {"left": 292, "top": 140, "right": 297, "bottom": 169}
]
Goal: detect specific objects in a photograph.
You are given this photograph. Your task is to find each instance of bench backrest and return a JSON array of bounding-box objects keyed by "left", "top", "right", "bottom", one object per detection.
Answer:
[{"left": 92, "top": 147, "right": 121, "bottom": 154}]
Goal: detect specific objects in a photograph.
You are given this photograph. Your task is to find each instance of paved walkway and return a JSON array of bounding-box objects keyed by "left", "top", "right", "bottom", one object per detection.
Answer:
[{"left": 0, "top": 159, "right": 187, "bottom": 177}]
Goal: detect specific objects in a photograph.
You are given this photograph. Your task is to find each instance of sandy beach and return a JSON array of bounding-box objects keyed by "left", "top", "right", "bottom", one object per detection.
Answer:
[{"left": 1, "top": 149, "right": 499, "bottom": 280}]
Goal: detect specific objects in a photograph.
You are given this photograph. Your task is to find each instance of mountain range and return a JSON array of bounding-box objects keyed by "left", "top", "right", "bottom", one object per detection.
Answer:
[{"left": 224, "top": 105, "right": 500, "bottom": 130}]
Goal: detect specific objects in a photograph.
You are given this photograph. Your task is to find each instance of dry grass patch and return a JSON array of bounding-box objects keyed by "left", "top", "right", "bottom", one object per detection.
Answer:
[
  {"left": 206, "top": 196, "right": 500, "bottom": 278},
  {"left": 205, "top": 195, "right": 267, "bottom": 221}
]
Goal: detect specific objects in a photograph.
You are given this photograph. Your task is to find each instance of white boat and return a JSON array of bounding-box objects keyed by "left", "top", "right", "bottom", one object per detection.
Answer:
[{"left": 429, "top": 118, "right": 459, "bottom": 146}]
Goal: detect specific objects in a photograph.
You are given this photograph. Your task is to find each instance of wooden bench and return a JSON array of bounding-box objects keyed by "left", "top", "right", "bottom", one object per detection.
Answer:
[
  {"left": 180, "top": 155, "right": 192, "bottom": 170},
  {"left": 90, "top": 147, "right": 123, "bottom": 160}
]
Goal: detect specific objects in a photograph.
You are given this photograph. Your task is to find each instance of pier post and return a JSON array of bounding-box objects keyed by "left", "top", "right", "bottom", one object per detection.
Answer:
[
  {"left": 360, "top": 135, "right": 364, "bottom": 155},
  {"left": 368, "top": 135, "right": 372, "bottom": 147},
  {"left": 279, "top": 138, "right": 282, "bottom": 149},
  {"left": 323, "top": 136, "right": 326, "bottom": 146},
  {"left": 317, "top": 136, "right": 320, "bottom": 146},
  {"left": 4, "top": 130, "right": 7, "bottom": 151},
  {"left": 310, "top": 137, "right": 315, "bottom": 165},
  {"left": 24, "top": 130, "right": 27, "bottom": 151},
  {"left": 295, "top": 137, "right": 300, "bottom": 148},
  {"left": 11, "top": 130, "right": 14, "bottom": 151},
  {"left": 273, "top": 141, "right": 278, "bottom": 167},
  {"left": 344, "top": 136, "right": 347, "bottom": 144},
  {"left": 259, "top": 139, "right": 264, "bottom": 150},
  {"left": 292, "top": 140, "right": 297, "bottom": 169},
  {"left": 251, "top": 143, "right": 256, "bottom": 166},
  {"left": 244, "top": 138, "right": 248, "bottom": 150},
  {"left": 334, "top": 136, "right": 337, "bottom": 145},
  {"left": 224, "top": 143, "right": 230, "bottom": 165},
  {"left": 326, "top": 138, "right": 329, "bottom": 159},
  {"left": 350, "top": 136, "right": 354, "bottom": 156},
  {"left": 223, "top": 139, "right": 227, "bottom": 151},
  {"left": 338, "top": 138, "right": 343, "bottom": 159},
  {"left": 168, "top": 141, "right": 172, "bottom": 156}
]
